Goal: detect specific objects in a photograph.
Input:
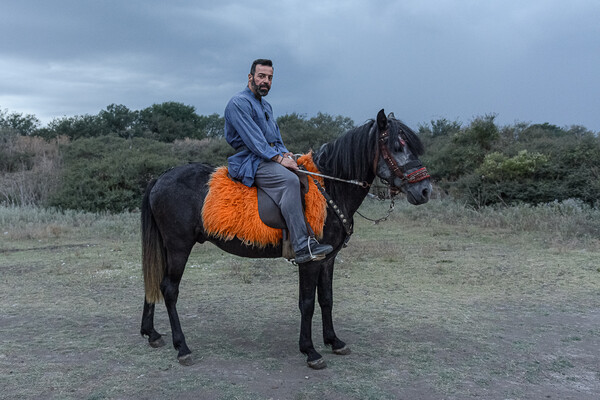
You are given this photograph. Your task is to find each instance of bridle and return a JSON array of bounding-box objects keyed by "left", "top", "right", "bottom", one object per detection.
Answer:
[
  {"left": 351, "top": 123, "right": 431, "bottom": 225},
  {"left": 300, "top": 121, "right": 431, "bottom": 191},
  {"left": 376, "top": 125, "right": 431, "bottom": 187},
  {"left": 302, "top": 121, "right": 432, "bottom": 244}
]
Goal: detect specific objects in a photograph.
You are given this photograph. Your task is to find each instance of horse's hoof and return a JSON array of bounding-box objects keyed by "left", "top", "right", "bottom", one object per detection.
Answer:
[
  {"left": 332, "top": 345, "right": 351, "bottom": 355},
  {"left": 149, "top": 337, "right": 166, "bottom": 348},
  {"left": 178, "top": 354, "right": 194, "bottom": 366},
  {"left": 307, "top": 357, "right": 327, "bottom": 369}
]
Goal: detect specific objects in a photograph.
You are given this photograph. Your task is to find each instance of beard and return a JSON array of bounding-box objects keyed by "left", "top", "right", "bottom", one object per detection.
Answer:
[{"left": 251, "top": 77, "right": 270, "bottom": 97}]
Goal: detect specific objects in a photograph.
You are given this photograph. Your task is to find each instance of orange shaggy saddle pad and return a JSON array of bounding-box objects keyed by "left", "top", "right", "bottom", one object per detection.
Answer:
[{"left": 201, "top": 153, "right": 327, "bottom": 247}]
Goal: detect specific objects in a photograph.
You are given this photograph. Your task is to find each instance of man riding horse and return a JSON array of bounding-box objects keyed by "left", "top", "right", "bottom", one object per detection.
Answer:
[
  {"left": 141, "top": 59, "right": 432, "bottom": 367},
  {"left": 224, "top": 59, "right": 333, "bottom": 263}
]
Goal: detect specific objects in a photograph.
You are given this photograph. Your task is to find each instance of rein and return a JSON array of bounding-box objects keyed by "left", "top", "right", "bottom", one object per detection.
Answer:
[{"left": 296, "top": 169, "right": 369, "bottom": 188}]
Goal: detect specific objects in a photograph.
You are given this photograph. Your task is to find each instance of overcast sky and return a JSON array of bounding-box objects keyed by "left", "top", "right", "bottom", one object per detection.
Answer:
[{"left": 1, "top": 0, "right": 599, "bottom": 131}]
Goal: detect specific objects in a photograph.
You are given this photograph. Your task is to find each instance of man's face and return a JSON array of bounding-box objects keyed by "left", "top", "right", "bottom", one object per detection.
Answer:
[{"left": 249, "top": 64, "right": 273, "bottom": 97}]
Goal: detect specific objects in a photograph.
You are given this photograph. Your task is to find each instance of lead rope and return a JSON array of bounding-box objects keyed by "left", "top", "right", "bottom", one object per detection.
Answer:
[
  {"left": 355, "top": 181, "right": 398, "bottom": 224},
  {"left": 356, "top": 197, "right": 396, "bottom": 224}
]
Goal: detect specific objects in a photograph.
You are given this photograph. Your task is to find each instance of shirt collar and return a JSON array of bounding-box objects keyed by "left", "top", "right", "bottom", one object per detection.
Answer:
[{"left": 244, "top": 86, "right": 262, "bottom": 102}]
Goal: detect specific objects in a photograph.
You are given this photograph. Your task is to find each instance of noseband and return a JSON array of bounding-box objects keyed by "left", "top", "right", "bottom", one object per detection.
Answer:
[{"left": 377, "top": 126, "right": 431, "bottom": 186}]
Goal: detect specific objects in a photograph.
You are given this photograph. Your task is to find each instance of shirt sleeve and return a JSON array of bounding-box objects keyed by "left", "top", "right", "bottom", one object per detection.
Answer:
[
  {"left": 225, "top": 97, "right": 280, "bottom": 161},
  {"left": 276, "top": 123, "right": 289, "bottom": 154}
]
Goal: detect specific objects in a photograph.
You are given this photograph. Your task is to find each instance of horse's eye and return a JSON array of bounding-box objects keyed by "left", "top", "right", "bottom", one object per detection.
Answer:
[
  {"left": 397, "top": 138, "right": 408, "bottom": 152},
  {"left": 394, "top": 139, "right": 405, "bottom": 152}
]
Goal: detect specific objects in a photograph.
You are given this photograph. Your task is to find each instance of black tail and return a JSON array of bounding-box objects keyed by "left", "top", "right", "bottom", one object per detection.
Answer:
[{"left": 141, "top": 179, "right": 165, "bottom": 303}]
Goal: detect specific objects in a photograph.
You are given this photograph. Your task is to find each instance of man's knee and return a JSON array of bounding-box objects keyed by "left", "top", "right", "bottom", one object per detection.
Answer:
[
  {"left": 282, "top": 171, "right": 301, "bottom": 188},
  {"left": 279, "top": 173, "right": 302, "bottom": 199}
]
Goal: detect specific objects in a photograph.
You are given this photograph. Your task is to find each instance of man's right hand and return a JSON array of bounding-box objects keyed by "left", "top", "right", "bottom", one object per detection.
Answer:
[{"left": 280, "top": 155, "right": 299, "bottom": 171}]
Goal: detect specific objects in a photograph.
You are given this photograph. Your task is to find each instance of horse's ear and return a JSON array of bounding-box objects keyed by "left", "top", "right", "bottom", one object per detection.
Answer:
[
  {"left": 387, "top": 112, "right": 395, "bottom": 120},
  {"left": 377, "top": 109, "right": 387, "bottom": 131}
]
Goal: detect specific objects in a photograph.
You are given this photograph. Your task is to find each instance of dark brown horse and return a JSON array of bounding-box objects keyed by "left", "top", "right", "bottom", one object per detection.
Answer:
[{"left": 140, "top": 109, "right": 432, "bottom": 368}]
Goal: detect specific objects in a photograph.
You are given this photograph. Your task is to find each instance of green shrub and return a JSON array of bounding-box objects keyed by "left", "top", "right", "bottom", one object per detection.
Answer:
[
  {"left": 171, "top": 137, "right": 233, "bottom": 166},
  {"left": 49, "top": 136, "right": 181, "bottom": 212},
  {"left": 478, "top": 150, "right": 548, "bottom": 181}
]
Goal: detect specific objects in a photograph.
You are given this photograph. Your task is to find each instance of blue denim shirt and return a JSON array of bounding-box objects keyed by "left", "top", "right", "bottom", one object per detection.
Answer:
[{"left": 224, "top": 87, "right": 289, "bottom": 187}]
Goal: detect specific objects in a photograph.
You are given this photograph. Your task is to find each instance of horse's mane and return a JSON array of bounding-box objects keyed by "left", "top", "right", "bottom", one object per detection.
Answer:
[
  {"left": 312, "top": 117, "right": 424, "bottom": 180},
  {"left": 313, "top": 121, "right": 377, "bottom": 181}
]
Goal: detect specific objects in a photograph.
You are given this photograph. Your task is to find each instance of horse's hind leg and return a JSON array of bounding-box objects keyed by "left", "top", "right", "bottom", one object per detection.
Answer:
[
  {"left": 161, "top": 245, "right": 194, "bottom": 365},
  {"left": 141, "top": 300, "right": 165, "bottom": 347}
]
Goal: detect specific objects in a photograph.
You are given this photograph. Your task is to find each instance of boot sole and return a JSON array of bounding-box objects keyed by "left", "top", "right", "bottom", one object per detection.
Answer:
[{"left": 295, "top": 252, "right": 327, "bottom": 264}]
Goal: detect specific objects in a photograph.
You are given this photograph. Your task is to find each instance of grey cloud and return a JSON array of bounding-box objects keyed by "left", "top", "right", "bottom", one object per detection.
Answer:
[{"left": 1, "top": 0, "right": 599, "bottom": 130}]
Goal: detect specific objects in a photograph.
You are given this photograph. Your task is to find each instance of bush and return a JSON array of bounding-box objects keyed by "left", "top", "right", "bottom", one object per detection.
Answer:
[
  {"left": 172, "top": 137, "right": 233, "bottom": 166},
  {"left": 478, "top": 150, "right": 549, "bottom": 181},
  {"left": 49, "top": 136, "right": 181, "bottom": 212},
  {"left": 0, "top": 130, "right": 64, "bottom": 206}
]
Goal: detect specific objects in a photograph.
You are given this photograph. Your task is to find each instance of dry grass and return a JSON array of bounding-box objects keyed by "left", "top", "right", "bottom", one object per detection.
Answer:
[
  {"left": 1, "top": 201, "right": 599, "bottom": 399},
  {"left": 0, "top": 135, "right": 66, "bottom": 206}
]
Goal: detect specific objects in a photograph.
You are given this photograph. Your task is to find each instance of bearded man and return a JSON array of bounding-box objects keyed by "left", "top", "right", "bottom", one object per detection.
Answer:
[{"left": 224, "top": 59, "right": 332, "bottom": 263}]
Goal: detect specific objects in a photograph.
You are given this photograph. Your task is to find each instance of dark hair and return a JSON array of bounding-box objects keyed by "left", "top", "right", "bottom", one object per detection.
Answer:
[{"left": 250, "top": 59, "right": 273, "bottom": 75}]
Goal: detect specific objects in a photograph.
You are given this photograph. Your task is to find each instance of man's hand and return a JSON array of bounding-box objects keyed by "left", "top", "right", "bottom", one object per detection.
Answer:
[
  {"left": 280, "top": 155, "right": 299, "bottom": 171},
  {"left": 273, "top": 154, "right": 298, "bottom": 171}
]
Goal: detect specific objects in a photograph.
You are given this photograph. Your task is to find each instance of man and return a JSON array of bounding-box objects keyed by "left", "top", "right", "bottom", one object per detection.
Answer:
[{"left": 224, "top": 59, "right": 332, "bottom": 263}]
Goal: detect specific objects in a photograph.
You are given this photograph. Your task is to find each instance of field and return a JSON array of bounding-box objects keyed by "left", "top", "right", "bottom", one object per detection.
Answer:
[{"left": 1, "top": 198, "right": 599, "bottom": 399}]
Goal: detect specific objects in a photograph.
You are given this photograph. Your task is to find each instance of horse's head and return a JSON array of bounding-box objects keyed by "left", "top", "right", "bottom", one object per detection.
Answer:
[{"left": 374, "top": 109, "right": 432, "bottom": 205}]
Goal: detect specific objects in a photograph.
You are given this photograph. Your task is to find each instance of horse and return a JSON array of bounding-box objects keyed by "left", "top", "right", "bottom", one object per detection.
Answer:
[{"left": 140, "top": 109, "right": 432, "bottom": 368}]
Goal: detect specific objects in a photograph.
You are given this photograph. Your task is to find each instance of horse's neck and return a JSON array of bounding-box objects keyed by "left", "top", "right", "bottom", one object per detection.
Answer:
[{"left": 329, "top": 179, "right": 373, "bottom": 218}]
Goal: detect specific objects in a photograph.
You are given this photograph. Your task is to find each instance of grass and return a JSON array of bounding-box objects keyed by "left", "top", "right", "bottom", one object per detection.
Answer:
[{"left": 1, "top": 199, "right": 599, "bottom": 399}]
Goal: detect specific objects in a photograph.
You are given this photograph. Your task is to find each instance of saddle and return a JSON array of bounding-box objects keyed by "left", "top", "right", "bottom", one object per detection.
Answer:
[{"left": 201, "top": 153, "right": 327, "bottom": 250}]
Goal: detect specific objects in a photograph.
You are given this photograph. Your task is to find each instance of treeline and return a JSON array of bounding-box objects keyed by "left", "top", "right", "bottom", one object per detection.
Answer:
[
  {"left": 0, "top": 103, "right": 354, "bottom": 211},
  {"left": 418, "top": 114, "right": 600, "bottom": 207},
  {"left": 1, "top": 104, "right": 598, "bottom": 211}
]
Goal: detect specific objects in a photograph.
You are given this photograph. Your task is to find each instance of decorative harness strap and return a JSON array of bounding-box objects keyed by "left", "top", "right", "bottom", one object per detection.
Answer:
[
  {"left": 311, "top": 178, "right": 354, "bottom": 247},
  {"left": 378, "top": 128, "right": 431, "bottom": 185},
  {"left": 303, "top": 122, "right": 431, "bottom": 247}
]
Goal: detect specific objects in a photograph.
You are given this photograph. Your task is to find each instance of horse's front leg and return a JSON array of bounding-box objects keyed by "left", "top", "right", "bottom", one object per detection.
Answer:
[
  {"left": 298, "top": 262, "right": 326, "bottom": 369},
  {"left": 318, "top": 257, "right": 351, "bottom": 355}
]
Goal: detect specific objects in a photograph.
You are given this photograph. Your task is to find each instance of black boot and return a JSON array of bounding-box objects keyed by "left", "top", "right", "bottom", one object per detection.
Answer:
[{"left": 294, "top": 239, "right": 333, "bottom": 264}]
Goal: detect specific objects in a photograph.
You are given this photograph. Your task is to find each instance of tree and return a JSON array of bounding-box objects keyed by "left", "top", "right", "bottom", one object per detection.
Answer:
[
  {"left": 0, "top": 108, "right": 40, "bottom": 136},
  {"left": 42, "top": 114, "right": 105, "bottom": 140},
  {"left": 420, "top": 118, "right": 462, "bottom": 138},
  {"left": 277, "top": 112, "right": 354, "bottom": 153},
  {"left": 198, "top": 113, "right": 225, "bottom": 138},
  {"left": 137, "top": 102, "right": 204, "bottom": 142},
  {"left": 441, "top": 114, "right": 500, "bottom": 180},
  {"left": 99, "top": 104, "right": 138, "bottom": 139}
]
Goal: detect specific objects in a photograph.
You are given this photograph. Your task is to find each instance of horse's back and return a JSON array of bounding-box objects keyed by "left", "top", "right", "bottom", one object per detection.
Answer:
[
  {"left": 149, "top": 163, "right": 216, "bottom": 245},
  {"left": 152, "top": 163, "right": 215, "bottom": 195}
]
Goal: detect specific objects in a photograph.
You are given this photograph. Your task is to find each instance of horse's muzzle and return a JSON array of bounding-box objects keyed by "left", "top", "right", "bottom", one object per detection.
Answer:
[{"left": 406, "top": 181, "right": 432, "bottom": 205}]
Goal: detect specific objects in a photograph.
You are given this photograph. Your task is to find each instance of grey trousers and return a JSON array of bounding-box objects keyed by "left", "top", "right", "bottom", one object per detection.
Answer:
[{"left": 254, "top": 160, "right": 308, "bottom": 252}]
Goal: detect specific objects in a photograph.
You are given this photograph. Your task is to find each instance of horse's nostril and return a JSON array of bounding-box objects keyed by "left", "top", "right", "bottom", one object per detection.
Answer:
[{"left": 422, "top": 187, "right": 430, "bottom": 198}]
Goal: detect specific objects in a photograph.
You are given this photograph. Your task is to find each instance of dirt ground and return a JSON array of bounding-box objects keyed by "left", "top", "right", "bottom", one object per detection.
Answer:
[{"left": 1, "top": 208, "right": 599, "bottom": 399}]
